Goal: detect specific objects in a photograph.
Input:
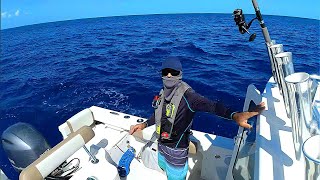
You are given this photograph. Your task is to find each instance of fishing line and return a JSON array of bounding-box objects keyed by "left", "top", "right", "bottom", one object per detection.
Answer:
[{"left": 235, "top": 0, "right": 240, "bottom": 9}]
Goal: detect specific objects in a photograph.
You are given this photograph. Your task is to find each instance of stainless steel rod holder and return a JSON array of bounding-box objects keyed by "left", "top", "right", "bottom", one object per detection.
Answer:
[
  {"left": 302, "top": 135, "right": 320, "bottom": 180},
  {"left": 268, "top": 44, "right": 284, "bottom": 86},
  {"left": 285, "top": 72, "right": 312, "bottom": 160},
  {"left": 276, "top": 52, "right": 294, "bottom": 117}
]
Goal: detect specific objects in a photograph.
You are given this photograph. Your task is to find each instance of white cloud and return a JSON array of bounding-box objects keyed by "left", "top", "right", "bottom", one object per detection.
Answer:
[
  {"left": 1, "top": 12, "right": 7, "bottom": 18},
  {"left": 1, "top": 10, "right": 21, "bottom": 19},
  {"left": 15, "top": 10, "right": 20, "bottom": 16}
]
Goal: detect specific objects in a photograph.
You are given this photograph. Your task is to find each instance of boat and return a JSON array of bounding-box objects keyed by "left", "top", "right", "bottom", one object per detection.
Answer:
[{"left": 1, "top": 0, "right": 319, "bottom": 180}]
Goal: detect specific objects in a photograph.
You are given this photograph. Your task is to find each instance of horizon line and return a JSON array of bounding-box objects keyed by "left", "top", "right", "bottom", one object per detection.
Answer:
[{"left": 1, "top": 12, "right": 319, "bottom": 31}]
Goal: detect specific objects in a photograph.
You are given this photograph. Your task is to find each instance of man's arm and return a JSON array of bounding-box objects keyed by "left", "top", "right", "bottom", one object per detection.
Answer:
[
  {"left": 232, "top": 103, "right": 265, "bottom": 129},
  {"left": 129, "top": 113, "right": 155, "bottom": 134},
  {"left": 186, "top": 90, "right": 235, "bottom": 119},
  {"left": 186, "top": 90, "right": 265, "bottom": 129},
  {"left": 145, "top": 113, "right": 155, "bottom": 127}
]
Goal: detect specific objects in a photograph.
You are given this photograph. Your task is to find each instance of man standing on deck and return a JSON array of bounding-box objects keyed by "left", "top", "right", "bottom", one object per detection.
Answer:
[{"left": 129, "top": 57, "right": 265, "bottom": 180}]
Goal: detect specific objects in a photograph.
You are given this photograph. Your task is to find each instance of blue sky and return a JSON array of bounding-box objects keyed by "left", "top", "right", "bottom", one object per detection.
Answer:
[{"left": 1, "top": 0, "right": 319, "bottom": 29}]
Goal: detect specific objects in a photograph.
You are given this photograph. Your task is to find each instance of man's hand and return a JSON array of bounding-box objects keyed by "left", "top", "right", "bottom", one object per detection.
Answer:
[
  {"left": 129, "top": 123, "right": 147, "bottom": 135},
  {"left": 233, "top": 102, "right": 265, "bottom": 129}
]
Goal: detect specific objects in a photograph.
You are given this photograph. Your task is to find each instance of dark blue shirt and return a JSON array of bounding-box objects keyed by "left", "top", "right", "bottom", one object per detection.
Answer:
[{"left": 146, "top": 88, "right": 234, "bottom": 148}]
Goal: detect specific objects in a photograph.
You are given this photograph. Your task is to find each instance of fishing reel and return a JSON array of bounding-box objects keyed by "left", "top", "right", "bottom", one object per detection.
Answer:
[{"left": 233, "top": 9, "right": 257, "bottom": 41}]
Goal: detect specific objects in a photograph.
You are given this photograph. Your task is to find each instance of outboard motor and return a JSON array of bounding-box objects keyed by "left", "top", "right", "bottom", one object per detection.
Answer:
[{"left": 1, "top": 123, "right": 51, "bottom": 172}]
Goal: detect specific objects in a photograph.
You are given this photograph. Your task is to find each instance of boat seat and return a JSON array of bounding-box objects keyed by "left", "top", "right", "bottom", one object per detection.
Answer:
[
  {"left": 58, "top": 108, "right": 95, "bottom": 138},
  {"left": 189, "top": 140, "right": 198, "bottom": 154},
  {"left": 19, "top": 126, "right": 95, "bottom": 180}
]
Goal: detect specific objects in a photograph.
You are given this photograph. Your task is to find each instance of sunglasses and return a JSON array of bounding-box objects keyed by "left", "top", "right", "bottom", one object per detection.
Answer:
[{"left": 161, "top": 69, "right": 180, "bottom": 76}]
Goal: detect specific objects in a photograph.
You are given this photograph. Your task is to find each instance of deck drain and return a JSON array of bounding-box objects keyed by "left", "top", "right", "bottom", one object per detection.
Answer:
[
  {"left": 110, "top": 111, "right": 119, "bottom": 115},
  {"left": 137, "top": 119, "right": 144, "bottom": 123}
]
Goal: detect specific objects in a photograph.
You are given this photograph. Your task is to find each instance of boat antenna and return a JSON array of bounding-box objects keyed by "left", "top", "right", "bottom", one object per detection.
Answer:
[{"left": 233, "top": 0, "right": 272, "bottom": 43}]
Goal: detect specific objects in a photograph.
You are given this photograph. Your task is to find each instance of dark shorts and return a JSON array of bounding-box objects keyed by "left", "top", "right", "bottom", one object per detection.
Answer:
[{"left": 158, "top": 143, "right": 188, "bottom": 180}]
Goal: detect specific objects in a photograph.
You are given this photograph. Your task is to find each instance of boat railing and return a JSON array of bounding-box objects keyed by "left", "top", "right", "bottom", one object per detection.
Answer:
[
  {"left": 263, "top": 15, "right": 320, "bottom": 180},
  {"left": 234, "top": 0, "right": 320, "bottom": 178},
  {"left": 267, "top": 40, "right": 320, "bottom": 152}
]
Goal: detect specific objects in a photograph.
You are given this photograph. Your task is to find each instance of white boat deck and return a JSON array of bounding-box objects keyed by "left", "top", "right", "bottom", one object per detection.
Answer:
[
  {"left": 61, "top": 106, "right": 234, "bottom": 180},
  {"left": 0, "top": 169, "right": 8, "bottom": 180},
  {"left": 255, "top": 77, "right": 306, "bottom": 179}
]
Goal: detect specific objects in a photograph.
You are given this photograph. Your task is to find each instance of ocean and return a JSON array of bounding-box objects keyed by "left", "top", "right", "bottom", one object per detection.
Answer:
[{"left": 0, "top": 13, "right": 319, "bottom": 179}]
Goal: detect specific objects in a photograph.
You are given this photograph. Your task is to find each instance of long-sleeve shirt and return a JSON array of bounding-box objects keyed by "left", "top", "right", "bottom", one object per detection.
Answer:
[{"left": 146, "top": 88, "right": 235, "bottom": 148}]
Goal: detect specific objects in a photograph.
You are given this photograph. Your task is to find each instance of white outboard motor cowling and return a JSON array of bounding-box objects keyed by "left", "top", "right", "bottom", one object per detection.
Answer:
[{"left": 1, "top": 122, "right": 51, "bottom": 172}]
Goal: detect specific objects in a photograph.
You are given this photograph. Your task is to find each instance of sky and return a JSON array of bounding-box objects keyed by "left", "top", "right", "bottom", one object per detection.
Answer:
[{"left": 1, "top": 0, "right": 319, "bottom": 29}]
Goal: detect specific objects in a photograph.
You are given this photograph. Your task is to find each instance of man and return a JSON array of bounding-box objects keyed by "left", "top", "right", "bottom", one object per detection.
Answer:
[{"left": 130, "top": 57, "right": 265, "bottom": 180}]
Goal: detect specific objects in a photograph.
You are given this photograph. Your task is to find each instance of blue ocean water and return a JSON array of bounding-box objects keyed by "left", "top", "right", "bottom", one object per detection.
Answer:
[{"left": 0, "top": 13, "right": 319, "bottom": 179}]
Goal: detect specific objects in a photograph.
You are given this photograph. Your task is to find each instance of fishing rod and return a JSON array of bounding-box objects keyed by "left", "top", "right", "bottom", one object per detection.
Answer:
[
  {"left": 233, "top": 0, "right": 272, "bottom": 43},
  {"left": 233, "top": 0, "right": 279, "bottom": 94}
]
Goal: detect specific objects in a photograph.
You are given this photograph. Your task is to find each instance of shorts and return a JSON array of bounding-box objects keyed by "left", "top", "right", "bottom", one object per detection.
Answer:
[{"left": 158, "top": 143, "right": 188, "bottom": 180}]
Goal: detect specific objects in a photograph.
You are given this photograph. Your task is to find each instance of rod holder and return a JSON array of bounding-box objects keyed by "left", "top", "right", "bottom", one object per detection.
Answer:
[
  {"left": 285, "top": 72, "right": 312, "bottom": 160},
  {"left": 268, "top": 44, "right": 284, "bottom": 86},
  {"left": 275, "top": 52, "right": 294, "bottom": 117},
  {"left": 302, "top": 135, "right": 320, "bottom": 179}
]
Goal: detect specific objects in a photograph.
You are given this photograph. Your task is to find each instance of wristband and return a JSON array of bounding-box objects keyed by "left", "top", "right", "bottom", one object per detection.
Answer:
[
  {"left": 144, "top": 121, "right": 148, "bottom": 127},
  {"left": 230, "top": 112, "right": 237, "bottom": 120}
]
